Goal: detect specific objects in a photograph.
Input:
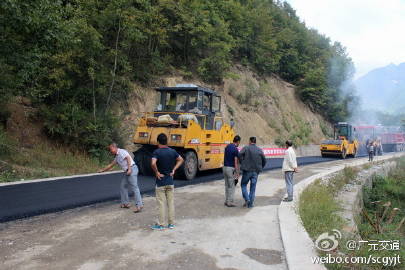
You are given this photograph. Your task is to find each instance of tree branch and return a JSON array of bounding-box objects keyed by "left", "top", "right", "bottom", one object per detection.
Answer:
[{"left": 105, "top": 18, "right": 121, "bottom": 113}]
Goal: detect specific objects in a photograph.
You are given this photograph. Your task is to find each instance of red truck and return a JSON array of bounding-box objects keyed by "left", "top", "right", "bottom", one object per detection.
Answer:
[
  {"left": 354, "top": 125, "right": 405, "bottom": 153},
  {"left": 380, "top": 132, "right": 405, "bottom": 152}
]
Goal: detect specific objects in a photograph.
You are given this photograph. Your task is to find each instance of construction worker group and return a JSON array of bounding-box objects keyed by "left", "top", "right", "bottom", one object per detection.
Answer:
[{"left": 99, "top": 135, "right": 298, "bottom": 230}]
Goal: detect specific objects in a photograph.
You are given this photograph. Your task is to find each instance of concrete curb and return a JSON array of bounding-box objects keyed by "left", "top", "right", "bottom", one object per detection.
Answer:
[
  {"left": 0, "top": 170, "right": 122, "bottom": 187},
  {"left": 277, "top": 153, "right": 405, "bottom": 270}
]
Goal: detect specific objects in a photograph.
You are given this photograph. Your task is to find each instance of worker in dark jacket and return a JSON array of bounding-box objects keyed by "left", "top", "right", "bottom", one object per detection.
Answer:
[{"left": 238, "top": 137, "right": 267, "bottom": 208}]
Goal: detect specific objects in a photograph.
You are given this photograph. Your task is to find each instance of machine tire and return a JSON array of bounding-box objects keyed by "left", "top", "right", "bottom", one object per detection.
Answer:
[
  {"left": 179, "top": 151, "right": 198, "bottom": 180},
  {"left": 341, "top": 148, "right": 347, "bottom": 159},
  {"left": 321, "top": 153, "right": 327, "bottom": 158},
  {"left": 134, "top": 147, "right": 153, "bottom": 176}
]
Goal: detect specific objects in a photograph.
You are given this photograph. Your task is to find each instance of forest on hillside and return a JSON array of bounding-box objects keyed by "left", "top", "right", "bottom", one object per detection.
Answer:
[{"left": 0, "top": 0, "right": 356, "bottom": 157}]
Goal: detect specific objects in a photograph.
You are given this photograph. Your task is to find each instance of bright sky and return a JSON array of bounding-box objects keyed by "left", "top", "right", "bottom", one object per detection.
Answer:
[{"left": 286, "top": 0, "right": 405, "bottom": 78}]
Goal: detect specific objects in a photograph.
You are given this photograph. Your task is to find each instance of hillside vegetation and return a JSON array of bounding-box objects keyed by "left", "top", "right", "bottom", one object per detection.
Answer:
[
  {"left": 1, "top": 0, "right": 355, "bottom": 158},
  {"left": 0, "top": 130, "right": 102, "bottom": 182},
  {"left": 117, "top": 66, "right": 331, "bottom": 152}
]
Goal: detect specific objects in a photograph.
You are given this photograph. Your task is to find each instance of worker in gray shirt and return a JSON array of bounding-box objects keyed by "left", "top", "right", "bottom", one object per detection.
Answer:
[{"left": 238, "top": 137, "right": 267, "bottom": 208}]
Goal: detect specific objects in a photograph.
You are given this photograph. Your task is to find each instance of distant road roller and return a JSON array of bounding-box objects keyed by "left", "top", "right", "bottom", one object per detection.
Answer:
[
  {"left": 320, "top": 122, "right": 358, "bottom": 159},
  {"left": 133, "top": 84, "right": 235, "bottom": 180}
]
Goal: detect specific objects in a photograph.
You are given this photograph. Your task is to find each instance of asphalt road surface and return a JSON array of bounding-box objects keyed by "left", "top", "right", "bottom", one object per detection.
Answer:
[{"left": 0, "top": 155, "right": 339, "bottom": 222}]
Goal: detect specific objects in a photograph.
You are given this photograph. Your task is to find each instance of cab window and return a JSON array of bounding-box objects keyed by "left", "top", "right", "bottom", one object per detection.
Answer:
[
  {"left": 215, "top": 119, "right": 223, "bottom": 130},
  {"left": 155, "top": 92, "right": 163, "bottom": 111},
  {"left": 165, "top": 92, "right": 187, "bottom": 112},
  {"left": 203, "top": 93, "right": 211, "bottom": 111},
  {"left": 165, "top": 92, "right": 176, "bottom": 111},
  {"left": 189, "top": 92, "right": 202, "bottom": 114},
  {"left": 176, "top": 93, "right": 187, "bottom": 112},
  {"left": 212, "top": 96, "right": 221, "bottom": 112}
]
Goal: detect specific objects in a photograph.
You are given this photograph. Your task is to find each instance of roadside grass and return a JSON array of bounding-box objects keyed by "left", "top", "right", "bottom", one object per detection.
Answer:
[
  {"left": 299, "top": 179, "right": 345, "bottom": 239},
  {"left": 300, "top": 160, "right": 405, "bottom": 270},
  {"left": 329, "top": 166, "right": 359, "bottom": 193},
  {"left": 352, "top": 158, "right": 405, "bottom": 269},
  {"left": 362, "top": 163, "right": 372, "bottom": 170},
  {"left": 298, "top": 166, "right": 358, "bottom": 239},
  {"left": 299, "top": 167, "right": 357, "bottom": 270},
  {"left": 348, "top": 222, "right": 404, "bottom": 270},
  {"left": 0, "top": 128, "right": 109, "bottom": 182},
  {"left": 363, "top": 158, "right": 405, "bottom": 221}
]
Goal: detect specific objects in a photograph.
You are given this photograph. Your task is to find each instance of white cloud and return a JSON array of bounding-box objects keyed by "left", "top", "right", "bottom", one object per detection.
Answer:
[{"left": 287, "top": 0, "right": 405, "bottom": 78}]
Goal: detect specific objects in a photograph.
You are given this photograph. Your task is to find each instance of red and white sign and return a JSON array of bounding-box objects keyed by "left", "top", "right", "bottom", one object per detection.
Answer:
[
  {"left": 237, "top": 147, "right": 287, "bottom": 157},
  {"left": 262, "top": 148, "right": 287, "bottom": 157}
]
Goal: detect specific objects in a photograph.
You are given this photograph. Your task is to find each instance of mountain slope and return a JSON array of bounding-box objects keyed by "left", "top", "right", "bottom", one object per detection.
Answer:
[
  {"left": 355, "top": 63, "right": 405, "bottom": 113},
  {"left": 1, "top": 0, "right": 354, "bottom": 156},
  {"left": 119, "top": 65, "right": 331, "bottom": 151},
  {"left": 1, "top": 65, "right": 331, "bottom": 183}
]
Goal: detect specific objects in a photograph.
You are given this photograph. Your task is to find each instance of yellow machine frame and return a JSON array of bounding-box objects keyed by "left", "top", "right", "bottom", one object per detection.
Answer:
[
  {"left": 320, "top": 122, "right": 359, "bottom": 159},
  {"left": 133, "top": 85, "right": 235, "bottom": 180}
]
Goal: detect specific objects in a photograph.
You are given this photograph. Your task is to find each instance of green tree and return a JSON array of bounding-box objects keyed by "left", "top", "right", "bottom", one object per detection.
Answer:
[{"left": 0, "top": 0, "right": 359, "bottom": 156}]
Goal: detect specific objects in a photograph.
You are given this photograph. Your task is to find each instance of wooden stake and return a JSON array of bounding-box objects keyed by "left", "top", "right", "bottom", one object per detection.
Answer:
[
  {"left": 375, "top": 212, "right": 382, "bottom": 233},
  {"left": 372, "top": 201, "right": 385, "bottom": 220},
  {"left": 362, "top": 209, "right": 379, "bottom": 233},
  {"left": 396, "top": 217, "right": 405, "bottom": 232},
  {"left": 370, "top": 201, "right": 382, "bottom": 205},
  {"left": 387, "top": 208, "right": 400, "bottom": 224},
  {"left": 381, "top": 202, "right": 391, "bottom": 220}
]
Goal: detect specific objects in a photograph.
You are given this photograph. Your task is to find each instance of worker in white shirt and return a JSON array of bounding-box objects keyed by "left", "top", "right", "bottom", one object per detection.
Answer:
[
  {"left": 281, "top": 140, "right": 298, "bottom": 202},
  {"left": 99, "top": 143, "right": 143, "bottom": 212}
]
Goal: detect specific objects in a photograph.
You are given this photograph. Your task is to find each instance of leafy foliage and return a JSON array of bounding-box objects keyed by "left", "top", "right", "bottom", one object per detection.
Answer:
[
  {"left": 1, "top": 0, "right": 356, "bottom": 156},
  {"left": 0, "top": 127, "right": 15, "bottom": 157}
]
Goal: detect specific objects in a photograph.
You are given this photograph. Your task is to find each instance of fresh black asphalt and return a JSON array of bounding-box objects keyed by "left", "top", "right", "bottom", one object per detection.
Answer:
[{"left": 0, "top": 156, "right": 339, "bottom": 222}]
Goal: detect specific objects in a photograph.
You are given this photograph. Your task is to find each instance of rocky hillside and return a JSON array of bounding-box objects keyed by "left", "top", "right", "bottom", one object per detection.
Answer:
[
  {"left": 119, "top": 65, "right": 331, "bottom": 151},
  {"left": 3, "top": 65, "right": 330, "bottom": 151},
  {"left": 2, "top": 0, "right": 358, "bottom": 180},
  {"left": 0, "top": 67, "right": 329, "bottom": 183}
]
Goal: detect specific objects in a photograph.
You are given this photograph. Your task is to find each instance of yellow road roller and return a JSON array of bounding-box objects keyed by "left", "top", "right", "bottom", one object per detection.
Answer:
[
  {"left": 133, "top": 84, "right": 235, "bottom": 180},
  {"left": 320, "top": 122, "right": 358, "bottom": 159}
]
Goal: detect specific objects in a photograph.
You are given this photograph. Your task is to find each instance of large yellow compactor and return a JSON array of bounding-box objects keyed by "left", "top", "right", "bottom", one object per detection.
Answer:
[
  {"left": 320, "top": 122, "right": 358, "bottom": 159},
  {"left": 133, "top": 84, "right": 235, "bottom": 180}
]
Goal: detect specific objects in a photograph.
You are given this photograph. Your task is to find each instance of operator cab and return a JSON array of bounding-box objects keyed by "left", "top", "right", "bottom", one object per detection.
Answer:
[
  {"left": 155, "top": 84, "right": 221, "bottom": 115},
  {"left": 335, "top": 122, "right": 356, "bottom": 141},
  {"left": 154, "top": 84, "right": 222, "bottom": 130}
]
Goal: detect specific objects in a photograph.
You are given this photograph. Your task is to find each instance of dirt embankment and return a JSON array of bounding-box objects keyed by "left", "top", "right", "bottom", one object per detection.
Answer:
[
  {"left": 120, "top": 65, "right": 331, "bottom": 151},
  {"left": 1, "top": 65, "right": 330, "bottom": 181},
  {"left": 3, "top": 65, "right": 331, "bottom": 153}
]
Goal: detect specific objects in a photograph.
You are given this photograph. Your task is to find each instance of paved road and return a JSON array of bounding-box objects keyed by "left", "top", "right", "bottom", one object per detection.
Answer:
[
  {"left": 1, "top": 157, "right": 361, "bottom": 270},
  {"left": 0, "top": 156, "right": 337, "bottom": 222}
]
